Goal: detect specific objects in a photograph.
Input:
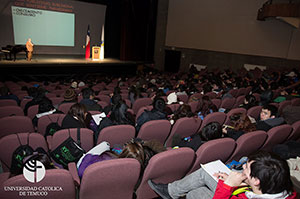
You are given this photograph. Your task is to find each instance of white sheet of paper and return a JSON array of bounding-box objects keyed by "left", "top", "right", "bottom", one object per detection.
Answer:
[
  {"left": 91, "top": 112, "right": 106, "bottom": 125},
  {"left": 201, "top": 160, "right": 231, "bottom": 182}
]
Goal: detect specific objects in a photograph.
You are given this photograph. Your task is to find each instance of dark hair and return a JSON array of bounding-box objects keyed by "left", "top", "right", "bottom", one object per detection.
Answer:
[
  {"left": 200, "top": 122, "right": 222, "bottom": 141},
  {"left": 68, "top": 103, "right": 87, "bottom": 127},
  {"left": 0, "top": 86, "right": 10, "bottom": 96},
  {"left": 196, "top": 96, "right": 217, "bottom": 117},
  {"left": 38, "top": 97, "right": 54, "bottom": 113},
  {"left": 111, "top": 94, "right": 122, "bottom": 105},
  {"left": 82, "top": 88, "right": 94, "bottom": 99},
  {"left": 244, "top": 94, "right": 257, "bottom": 109},
  {"left": 248, "top": 151, "right": 293, "bottom": 194},
  {"left": 119, "top": 140, "right": 145, "bottom": 168},
  {"left": 152, "top": 97, "right": 166, "bottom": 112},
  {"left": 110, "top": 102, "right": 134, "bottom": 125},
  {"left": 229, "top": 113, "right": 256, "bottom": 133},
  {"left": 259, "top": 90, "right": 273, "bottom": 106},
  {"left": 172, "top": 104, "right": 195, "bottom": 122},
  {"left": 262, "top": 104, "right": 278, "bottom": 117}
]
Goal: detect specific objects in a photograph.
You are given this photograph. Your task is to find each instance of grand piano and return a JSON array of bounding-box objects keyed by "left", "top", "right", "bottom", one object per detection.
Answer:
[{"left": 1, "top": 45, "right": 27, "bottom": 61}]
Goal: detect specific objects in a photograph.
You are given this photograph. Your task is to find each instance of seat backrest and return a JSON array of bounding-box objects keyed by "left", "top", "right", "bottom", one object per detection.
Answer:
[
  {"left": 0, "top": 99, "right": 18, "bottom": 107},
  {"left": 27, "top": 104, "right": 39, "bottom": 120},
  {"left": 252, "top": 93, "right": 261, "bottom": 102},
  {"left": 0, "top": 132, "right": 48, "bottom": 172},
  {"left": 97, "top": 94, "right": 111, "bottom": 104},
  {"left": 177, "top": 94, "right": 188, "bottom": 103},
  {"left": 236, "top": 88, "right": 247, "bottom": 97},
  {"left": 97, "top": 101, "right": 108, "bottom": 109},
  {"left": 187, "top": 138, "right": 236, "bottom": 174},
  {"left": 261, "top": 124, "right": 293, "bottom": 152},
  {"left": 211, "top": 98, "right": 221, "bottom": 109},
  {"left": 188, "top": 101, "right": 198, "bottom": 113},
  {"left": 278, "top": 100, "right": 291, "bottom": 115},
  {"left": 20, "top": 98, "right": 32, "bottom": 109},
  {"left": 233, "top": 95, "right": 245, "bottom": 108},
  {"left": 2, "top": 169, "right": 76, "bottom": 199},
  {"left": 37, "top": 114, "right": 66, "bottom": 136},
  {"left": 49, "top": 97, "right": 64, "bottom": 106},
  {"left": 291, "top": 98, "right": 300, "bottom": 106},
  {"left": 50, "top": 128, "right": 94, "bottom": 152},
  {"left": 137, "top": 120, "right": 171, "bottom": 145},
  {"left": 227, "top": 130, "right": 267, "bottom": 163},
  {"left": 228, "top": 89, "right": 238, "bottom": 98},
  {"left": 0, "top": 106, "right": 24, "bottom": 118},
  {"left": 199, "top": 112, "right": 226, "bottom": 132},
  {"left": 224, "top": 108, "right": 247, "bottom": 125},
  {"left": 220, "top": 97, "right": 236, "bottom": 110},
  {"left": 136, "top": 147, "right": 195, "bottom": 199},
  {"left": 132, "top": 98, "right": 153, "bottom": 114},
  {"left": 51, "top": 89, "right": 65, "bottom": 97},
  {"left": 58, "top": 102, "right": 76, "bottom": 114},
  {"left": 166, "top": 104, "right": 180, "bottom": 112},
  {"left": 97, "top": 125, "right": 135, "bottom": 146},
  {"left": 288, "top": 120, "right": 300, "bottom": 141},
  {"left": 0, "top": 116, "right": 34, "bottom": 139},
  {"left": 247, "top": 105, "right": 262, "bottom": 121},
  {"left": 204, "top": 92, "right": 217, "bottom": 99},
  {"left": 80, "top": 158, "right": 140, "bottom": 199},
  {"left": 165, "top": 117, "right": 202, "bottom": 147}
]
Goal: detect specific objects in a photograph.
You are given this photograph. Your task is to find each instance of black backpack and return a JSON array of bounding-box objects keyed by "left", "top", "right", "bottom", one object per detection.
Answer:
[
  {"left": 50, "top": 128, "right": 85, "bottom": 169},
  {"left": 45, "top": 115, "right": 63, "bottom": 137},
  {"left": 8, "top": 134, "right": 48, "bottom": 176}
]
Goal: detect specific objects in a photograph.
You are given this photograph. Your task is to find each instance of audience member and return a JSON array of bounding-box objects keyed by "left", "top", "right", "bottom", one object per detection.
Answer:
[
  {"left": 222, "top": 113, "right": 256, "bottom": 140},
  {"left": 256, "top": 104, "right": 285, "bottom": 131},
  {"left": 148, "top": 151, "right": 297, "bottom": 199},
  {"left": 80, "top": 88, "right": 102, "bottom": 112},
  {"left": 171, "top": 122, "right": 222, "bottom": 151}
]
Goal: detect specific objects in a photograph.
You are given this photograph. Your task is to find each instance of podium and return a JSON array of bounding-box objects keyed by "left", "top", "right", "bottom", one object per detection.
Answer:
[{"left": 92, "top": 46, "right": 101, "bottom": 60}]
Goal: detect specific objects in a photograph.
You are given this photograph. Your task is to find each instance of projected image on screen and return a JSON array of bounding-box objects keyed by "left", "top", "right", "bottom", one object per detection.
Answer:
[{"left": 11, "top": 6, "right": 75, "bottom": 46}]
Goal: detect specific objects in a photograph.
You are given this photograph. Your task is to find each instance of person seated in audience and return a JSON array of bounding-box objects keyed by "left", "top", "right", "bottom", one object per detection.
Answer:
[
  {"left": 77, "top": 139, "right": 166, "bottom": 185},
  {"left": 24, "top": 87, "right": 47, "bottom": 115},
  {"left": 239, "top": 94, "right": 257, "bottom": 110},
  {"left": 32, "top": 97, "right": 63, "bottom": 127},
  {"left": 256, "top": 104, "right": 285, "bottom": 132},
  {"left": 96, "top": 101, "right": 135, "bottom": 142},
  {"left": 103, "top": 93, "right": 123, "bottom": 115},
  {"left": 169, "top": 104, "right": 195, "bottom": 125},
  {"left": 61, "top": 103, "right": 91, "bottom": 129},
  {"left": 171, "top": 122, "right": 222, "bottom": 151},
  {"left": 222, "top": 113, "right": 256, "bottom": 140},
  {"left": 0, "top": 86, "right": 20, "bottom": 105},
  {"left": 136, "top": 97, "right": 167, "bottom": 133},
  {"left": 79, "top": 88, "right": 102, "bottom": 112},
  {"left": 128, "top": 85, "right": 143, "bottom": 104},
  {"left": 59, "top": 88, "right": 78, "bottom": 106},
  {"left": 196, "top": 96, "right": 218, "bottom": 120},
  {"left": 148, "top": 151, "right": 297, "bottom": 199}
]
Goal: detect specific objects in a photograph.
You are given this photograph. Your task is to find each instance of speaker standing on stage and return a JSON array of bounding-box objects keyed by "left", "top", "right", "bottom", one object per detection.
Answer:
[{"left": 26, "top": 38, "right": 34, "bottom": 61}]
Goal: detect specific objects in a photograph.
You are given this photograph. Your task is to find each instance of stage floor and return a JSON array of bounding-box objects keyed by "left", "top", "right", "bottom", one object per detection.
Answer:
[{"left": 0, "top": 55, "right": 139, "bottom": 80}]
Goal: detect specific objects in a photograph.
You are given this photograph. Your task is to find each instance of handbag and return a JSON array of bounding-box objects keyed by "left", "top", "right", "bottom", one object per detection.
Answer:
[{"left": 50, "top": 128, "right": 85, "bottom": 168}]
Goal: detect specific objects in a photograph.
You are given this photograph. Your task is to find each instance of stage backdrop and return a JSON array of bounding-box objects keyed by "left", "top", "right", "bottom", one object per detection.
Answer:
[{"left": 0, "top": 0, "right": 106, "bottom": 55}]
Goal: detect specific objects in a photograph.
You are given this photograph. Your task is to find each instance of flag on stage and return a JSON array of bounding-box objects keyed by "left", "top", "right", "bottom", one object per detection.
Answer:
[
  {"left": 100, "top": 24, "right": 104, "bottom": 60},
  {"left": 85, "top": 25, "right": 90, "bottom": 59}
]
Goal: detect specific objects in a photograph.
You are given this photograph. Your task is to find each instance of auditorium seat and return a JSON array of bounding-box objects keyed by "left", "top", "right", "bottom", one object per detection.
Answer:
[
  {"left": 135, "top": 147, "right": 195, "bottom": 199},
  {"left": 0, "top": 99, "right": 18, "bottom": 107},
  {"left": 37, "top": 114, "right": 65, "bottom": 136},
  {"left": 79, "top": 159, "right": 140, "bottom": 199},
  {"left": 0, "top": 132, "right": 48, "bottom": 172},
  {"left": 0, "top": 116, "right": 34, "bottom": 139},
  {"left": 187, "top": 138, "right": 236, "bottom": 174},
  {"left": 0, "top": 106, "right": 24, "bottom": 118}
]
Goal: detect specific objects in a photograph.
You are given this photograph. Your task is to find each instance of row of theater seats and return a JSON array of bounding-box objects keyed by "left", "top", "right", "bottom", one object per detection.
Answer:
[{"left": 1, "top": 119, "right": 300, "bottom": 199}]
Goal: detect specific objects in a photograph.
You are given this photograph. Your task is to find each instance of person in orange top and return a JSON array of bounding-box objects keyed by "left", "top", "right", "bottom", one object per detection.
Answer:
[{"left": 26, "top": 38, "right": 34, "bottom": 61}]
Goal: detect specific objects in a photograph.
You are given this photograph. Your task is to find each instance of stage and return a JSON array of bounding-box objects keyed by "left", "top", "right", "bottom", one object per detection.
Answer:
[{"left": 0, "top": 54, "right": 139, "bottom": 81}]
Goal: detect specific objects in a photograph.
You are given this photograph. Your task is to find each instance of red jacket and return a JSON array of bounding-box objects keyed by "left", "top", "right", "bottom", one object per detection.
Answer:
[{"left": 212, "top": 180, "right": 298, "bottom": 199}]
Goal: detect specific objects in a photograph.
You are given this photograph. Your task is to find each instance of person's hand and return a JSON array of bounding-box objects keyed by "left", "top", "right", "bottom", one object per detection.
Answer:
[
  {"left": 222, "top": 126, "right": 228, "bottom": 134},
  {"left": 213, "top": 172, "right": 229, "bottom": 181},
  {"left": 223, "top": 171, "right": 247, "bottom": 187}
]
